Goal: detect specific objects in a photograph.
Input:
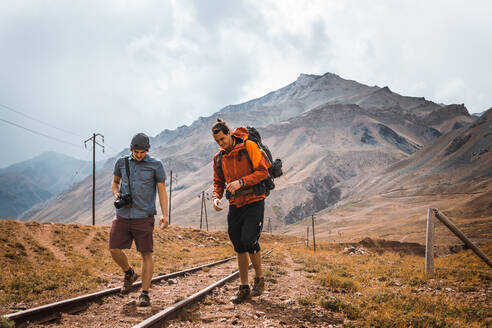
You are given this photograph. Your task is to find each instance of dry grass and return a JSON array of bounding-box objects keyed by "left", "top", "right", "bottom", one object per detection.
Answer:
[
  {"left": 291, "top": 243, "right": 492, "bottom": 327},
  {"left": 0, "top": 220, "right": 294, "bottom": 315},
  {"left": 263, "top": 249, "right": 290, "bottom": 284},
  {"left": 2, "top": 219, "right": 489, "bottom": 327},
  {"left": 0, "top": 220, "right": 238, "bottom": 314}
]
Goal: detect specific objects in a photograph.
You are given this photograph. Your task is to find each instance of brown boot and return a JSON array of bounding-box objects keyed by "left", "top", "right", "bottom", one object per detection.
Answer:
[
  {"left": 251, "top": 277, "right": 265, "bottom": 296},
  {"left": 138, "top": 292, "right": 151, "bottom": 307},
  {"left": 121, "top": 268, "right": 139, "bottom": 294},
  {"left": 231, "top": 285, "right": 251, "bottom": 304}
]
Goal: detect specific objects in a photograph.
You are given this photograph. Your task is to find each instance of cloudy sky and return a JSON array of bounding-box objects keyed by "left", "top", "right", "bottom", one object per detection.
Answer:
[{"left": 0, "top": 0, "right": 491, "bottom": 168}]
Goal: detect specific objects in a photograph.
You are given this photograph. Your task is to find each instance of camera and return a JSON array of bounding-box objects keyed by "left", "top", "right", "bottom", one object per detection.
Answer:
[{"left": 114, "top": 194, "right": 132, "bottom": 209}]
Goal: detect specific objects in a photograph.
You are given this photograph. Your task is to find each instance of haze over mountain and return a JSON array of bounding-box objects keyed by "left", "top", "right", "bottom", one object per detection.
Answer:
[
  {"left": 18, "top": 73, "right": 478, "bottom": 239},
  {"left": 0, "top": 152, "right": 92, "bottom": 218}
]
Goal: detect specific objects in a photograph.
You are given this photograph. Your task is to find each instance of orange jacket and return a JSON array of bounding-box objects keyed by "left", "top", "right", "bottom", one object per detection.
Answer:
[{"left": 213, "top": 127, "right": 271, "bottom": 207}]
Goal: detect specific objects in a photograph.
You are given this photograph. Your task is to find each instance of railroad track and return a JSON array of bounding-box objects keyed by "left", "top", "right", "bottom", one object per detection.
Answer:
[
  {"left": 4, "top": 256, "right": 234, "bottom": 327},
  {"left": 4, "top": 250, "right": 273, "bottom": 327},
  {"left": 134, "top": 249, "right": 273, "bottom": 328}
]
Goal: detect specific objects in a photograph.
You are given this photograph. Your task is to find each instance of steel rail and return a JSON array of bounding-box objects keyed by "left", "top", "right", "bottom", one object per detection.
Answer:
[
  {"left": 4, "top": 256, "right": 235, "bottom": 326},
  {"left": 133, "top": 249, "right": 274, "bottom": 328}
]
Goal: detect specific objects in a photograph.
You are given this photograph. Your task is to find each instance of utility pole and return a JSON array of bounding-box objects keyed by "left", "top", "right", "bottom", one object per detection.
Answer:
[
  {"left": 168, "top": 171, "right": 177, "bottom": 225},
  {"left": 84, "top": 133, "right": 104, "bottom": 226},
  {"left": 200, "top": 191, "right": 204, "bottom": 229},
  {"left": 306, "top": 226, "right": 309, "bottom": 247},
  {"left": 199, "top": 190, "right": 209, "bottom": 231},
  {"left": 169, "top": 170, "right": 172, "bottom": 225},
  {"left": 204, "top": 191, "right": 209, "bottom": 231},
  {"left": 312, "top": 214, "right": 316, "bottom": 252}
]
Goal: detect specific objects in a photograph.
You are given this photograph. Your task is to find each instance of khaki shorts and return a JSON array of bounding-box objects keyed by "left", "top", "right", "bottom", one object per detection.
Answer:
[{"left": 109, "top": 216, "right": 155, "bottom": 253}]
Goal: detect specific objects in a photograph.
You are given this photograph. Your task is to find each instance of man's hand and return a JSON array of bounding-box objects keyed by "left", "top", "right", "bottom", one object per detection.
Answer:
[
  {"left": 159, "top": 215, "right": 169, "bottom": 229},
  {"left": 113, "top": 192, "right": 120, "bottom": 201},
  {"left": 226, "top": 180, "right": 241, "bottom": 195},
  {"left": 213, "top": 198, "right": 223, "bottom": 211}
]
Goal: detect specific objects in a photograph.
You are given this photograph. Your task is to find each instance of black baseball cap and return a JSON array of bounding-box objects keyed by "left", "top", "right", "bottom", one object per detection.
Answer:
[{"left": 130, "top": 133, "right": 150, "bottom": 150}]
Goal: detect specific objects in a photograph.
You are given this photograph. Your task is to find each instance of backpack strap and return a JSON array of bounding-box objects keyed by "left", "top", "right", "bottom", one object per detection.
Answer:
[
  {"left": 124, "top": 156, "right": 133, "bottom": 196},
  {"left": 215, "top": 151, "right": 225, "bottom": 179},
  {"left": 237, "top": 148, "right": 253, "bottom": 169},
  {"left": 245, "top": 127, "right": 273, "bottom": 165}
]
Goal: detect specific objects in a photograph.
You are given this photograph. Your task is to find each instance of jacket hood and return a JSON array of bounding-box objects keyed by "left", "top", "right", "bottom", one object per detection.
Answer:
[{"left": 232, "top": 127, "right": 249, "bottom": 141}]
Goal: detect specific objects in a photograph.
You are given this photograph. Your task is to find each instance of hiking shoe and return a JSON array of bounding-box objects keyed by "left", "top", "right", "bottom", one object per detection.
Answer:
[
  {"left": 231, "top": 285, "right": 251, "bottom": 304},
  {"left": 138, "top": 292, "right": 151, "bottom": 307},
  {"left": 251, "top": 277, "right": 265, "bottom": 296},
  {"left": 121, "top": 270, "right": 139, "bottom": 294}
]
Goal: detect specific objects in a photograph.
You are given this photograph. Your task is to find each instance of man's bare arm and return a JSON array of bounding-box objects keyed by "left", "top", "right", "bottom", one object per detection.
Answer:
[
  {"left": 112, "top": 175, "right": 121, "bottom": 200},
  {"left": 156, "top": 181, "right": 169, "bottom": 228}
]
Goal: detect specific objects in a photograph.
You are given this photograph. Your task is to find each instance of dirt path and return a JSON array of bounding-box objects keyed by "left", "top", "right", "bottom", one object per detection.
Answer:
[
  {"left": 19, "top": 224, "right": 69, "bottom": 263},
  {"left": 24, "top": 249, "right": 344, "bottom": 327},
  {"left": 34, "top": 259, "right": 239, "bottom": 327},
  {"left": 165, "top": 248, "right": 344, "bottom": 327},
  {"left": 74, "top": 230, "right": 97, "bottom": 256}
]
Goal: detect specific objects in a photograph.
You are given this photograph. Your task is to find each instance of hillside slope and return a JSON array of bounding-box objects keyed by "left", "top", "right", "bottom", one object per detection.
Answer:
[
  {"left": 0, "top": 152, "right": 92, "bottom": 218},
  {"left": 283, "top": 108, "right": 492, "bottom": 245}
]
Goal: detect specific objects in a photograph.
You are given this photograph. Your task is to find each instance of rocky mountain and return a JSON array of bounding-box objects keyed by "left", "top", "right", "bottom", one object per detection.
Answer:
[
  {"left": 282, "top": 107, "right": 492, "bottom": 245},
  {"left": 0, "top": 152, "right": 92, "bottom": 218},
  {"left": 472, "top": 110, "right": 487, "bottom": 118},
  {"left": 19, "top": 72, "right": 474, "bottom": 228}
]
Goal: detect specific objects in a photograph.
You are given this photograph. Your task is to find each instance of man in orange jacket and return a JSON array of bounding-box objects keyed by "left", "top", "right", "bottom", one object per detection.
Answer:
[{"left": 212, "top": 118, "right": 271, "bottom": 303}]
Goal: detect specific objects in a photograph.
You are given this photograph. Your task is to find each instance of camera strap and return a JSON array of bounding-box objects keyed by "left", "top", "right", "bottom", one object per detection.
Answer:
[{"left": 124, "top": 156, "right": 133, "bottom": 197}]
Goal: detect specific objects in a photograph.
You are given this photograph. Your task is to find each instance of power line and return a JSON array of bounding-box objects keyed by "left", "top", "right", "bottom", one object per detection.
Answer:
[
  {"left": 0, "top": 101, "right": 120, "bottom": 158},
  {"left": 0, "top": 102, "right": 84, "bottom": 138},
  {"left": 68, "top": 159, "right": 91, "bottom": 187},
  {"left": 0, "top": 117, "right": 85, "bottom": 149}
]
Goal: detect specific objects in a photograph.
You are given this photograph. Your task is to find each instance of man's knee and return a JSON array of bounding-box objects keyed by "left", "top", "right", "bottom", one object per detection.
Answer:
[
  {"left": 110, "top": 248, "right": 122, "bottom": 256},
  {"left": 141, "top": 252, "right": 153, "bottom": 261},
  {"left": 246, "top": 240, "right": 260, "bottom": 254},
  {"left": 232, "top": 239, "right": 247, "bottom": 253},
  {"left": 234, "top": 239, "right": 260, "bottom": 254}
]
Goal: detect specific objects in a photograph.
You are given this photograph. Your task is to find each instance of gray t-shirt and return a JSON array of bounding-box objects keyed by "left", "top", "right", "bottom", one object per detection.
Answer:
[{"left": 113, "top": 154, "right": 166, "bottom": 219}]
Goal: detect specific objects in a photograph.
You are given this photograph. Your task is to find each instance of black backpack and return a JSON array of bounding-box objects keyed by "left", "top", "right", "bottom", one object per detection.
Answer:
[{"left": 216, "top": 126, "right": 283, "bottom": 196}]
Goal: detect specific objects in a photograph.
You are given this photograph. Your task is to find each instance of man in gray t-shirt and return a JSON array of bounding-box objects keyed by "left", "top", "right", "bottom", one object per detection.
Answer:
[{"left": 109, "top": 133, "right": 168, "bottom": 307}]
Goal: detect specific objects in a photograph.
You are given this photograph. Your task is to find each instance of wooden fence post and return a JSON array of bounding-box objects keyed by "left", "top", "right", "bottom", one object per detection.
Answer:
[
  {"left": 425, "top": 208, "right": 435, "bottom": 274},
  {"left": 433, "top": 209, "right": 492, "bottom": 269}
]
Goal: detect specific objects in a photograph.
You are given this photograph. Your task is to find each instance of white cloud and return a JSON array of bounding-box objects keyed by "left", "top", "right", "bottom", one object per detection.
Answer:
[{"left": 0, "top": 0, "right": 491, "bottom": 167}]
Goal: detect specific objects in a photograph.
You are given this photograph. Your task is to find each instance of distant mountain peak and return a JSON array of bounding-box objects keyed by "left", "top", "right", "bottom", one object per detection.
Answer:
[
  {"left": 441, "top": 103, "right": 470, "bottom": 116},
  {"left": 378, "top": 86, "right": 392, "bottom": 93},
  {"left": 321, "top": 72, "right": 341, "bottom": 79},
  {"left": 295, "top": 73, "right": 322, "bottom": 86},
  {"left": 295, "top": 72, "right": 343, "bottom": 86}
]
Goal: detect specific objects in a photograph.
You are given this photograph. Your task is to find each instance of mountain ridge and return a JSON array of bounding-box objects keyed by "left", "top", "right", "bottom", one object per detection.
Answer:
[
  {"left": 15, "top": 72, "right": 477, "bottom": 233},
  {"left": 282, "top": 107, "right": 492, "bottom": 244},
  {"left": 0, "top": 151, "right": 93, "bottom": 218}
]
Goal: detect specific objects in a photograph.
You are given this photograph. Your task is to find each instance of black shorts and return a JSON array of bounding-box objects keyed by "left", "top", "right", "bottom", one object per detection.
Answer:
[{"left": 227, "top": 200, "right": 264, "bottom": 254}]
